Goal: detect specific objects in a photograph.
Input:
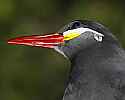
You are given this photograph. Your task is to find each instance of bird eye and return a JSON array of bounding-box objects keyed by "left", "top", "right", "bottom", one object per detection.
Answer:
[{"left": 71, "top": 21, "right": 81, "bottom": 29}]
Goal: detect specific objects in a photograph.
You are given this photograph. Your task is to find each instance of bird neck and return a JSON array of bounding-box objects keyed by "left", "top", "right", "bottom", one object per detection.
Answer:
[
  {"left": 66, "top": 41, "right": 121, "bottom": 89},
  {"left": 63, "top": 41, "right": 125, "bottom": 100}
]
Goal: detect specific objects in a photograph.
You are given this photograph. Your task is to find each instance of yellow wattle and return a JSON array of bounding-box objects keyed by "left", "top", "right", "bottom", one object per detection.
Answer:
[{"left": 64, "top": 32, "right": 80, "bottom": 40}]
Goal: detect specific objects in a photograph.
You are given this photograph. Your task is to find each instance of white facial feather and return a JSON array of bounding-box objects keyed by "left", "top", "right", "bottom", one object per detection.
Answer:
[
  {"left": 63, "top": 27, "right": 104, "bottom": 42},
  {"left": 94, "top": 33, "right": 103, "bottom": 42},
  {"left": 54, "top": 46, "right": 68, "bottom": 58}
]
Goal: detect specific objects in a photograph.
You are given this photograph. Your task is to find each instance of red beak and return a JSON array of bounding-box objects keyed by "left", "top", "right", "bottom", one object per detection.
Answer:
[{"left": 8, "top": 33, "right": 64, "bottom": 48}]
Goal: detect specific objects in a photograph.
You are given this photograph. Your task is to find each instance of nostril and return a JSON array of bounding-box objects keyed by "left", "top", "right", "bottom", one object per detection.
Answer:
[{"left": 59, "top": 33, "right": 63, "bottom": 35}]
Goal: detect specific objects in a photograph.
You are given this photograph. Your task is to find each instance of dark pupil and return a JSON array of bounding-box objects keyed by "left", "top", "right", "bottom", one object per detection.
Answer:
[
  {"left": 71, "top": 22, "right": 81, "bottom": 29},
  {"left": 65, "top": 21, "right": 81, "bottom": 32}
]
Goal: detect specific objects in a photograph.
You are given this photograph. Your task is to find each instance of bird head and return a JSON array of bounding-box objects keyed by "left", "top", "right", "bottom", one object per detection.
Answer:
[{"left": 8, "top": 20, "right": 118, "bottom": 59}]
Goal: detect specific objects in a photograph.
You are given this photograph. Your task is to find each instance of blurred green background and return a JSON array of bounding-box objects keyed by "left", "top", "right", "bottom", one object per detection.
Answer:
[{"left": 0, "top": 0, "right": 125, "bottom": 100}]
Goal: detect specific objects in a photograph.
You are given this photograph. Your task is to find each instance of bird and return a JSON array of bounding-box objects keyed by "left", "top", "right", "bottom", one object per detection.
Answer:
[{"left": 8, "top": 20, "right": 125, "bottom": 100}]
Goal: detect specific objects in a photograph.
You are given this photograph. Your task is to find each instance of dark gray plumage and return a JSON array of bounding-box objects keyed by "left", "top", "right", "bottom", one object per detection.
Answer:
[{"left": 57, "top": 20, "right": 125, "bottom": 100}]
